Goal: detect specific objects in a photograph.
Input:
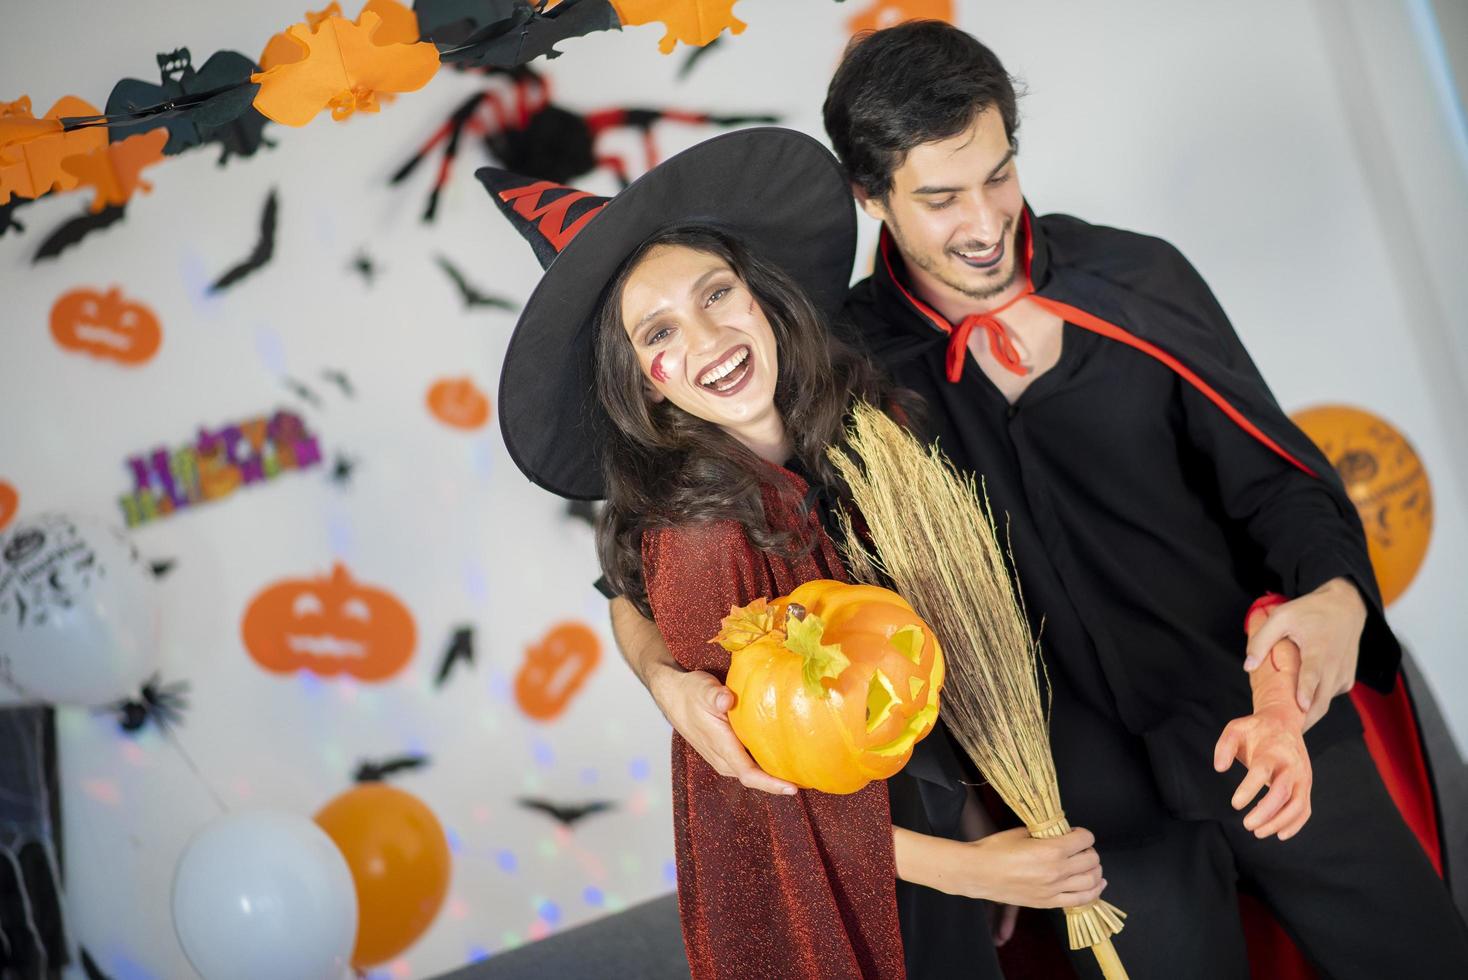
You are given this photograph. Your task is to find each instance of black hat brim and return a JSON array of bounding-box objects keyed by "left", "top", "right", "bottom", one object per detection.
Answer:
[{"left": 485, "top": 127, "right": 857, "bottom": 501}]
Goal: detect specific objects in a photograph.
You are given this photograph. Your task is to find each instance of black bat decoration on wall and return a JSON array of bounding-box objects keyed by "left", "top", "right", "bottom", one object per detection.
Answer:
[
  {"left": 423, "top": 0, "right": 621, "bottom": 68},
  {"left": 436, "top": 255, "right": 518, "bottom": 310},
  {"left": 284, "top": 377, "right": 322, "bottom": 408},
  {"left": 435, "top": 625, "right": 476, "bottom": 687},
  {"left": 32, "top": 204, "right": 127, "bottom": 262},
  {"left": 349, "top": 250, "right": 379, "bottom": 285},
  {"left": 149, "top": 558, "right": 177, "bottom": 578},
  {"left": 678, "top": 35, "right": 723, "bottom": 79},
  {"left": 354, "top": 754, "right": 430, "bottom": 783},
  {"left": 328, "top": 453, "right": 358, "bottom": 487},
  {"left": 105, "top": 48, "right": 270, "bottom": 164},
  {"left": 517, "top": 797, "right": 616, "bottom": 828},
  {"left": 209, "top": 188, "right": 277, "bottom": 293}
]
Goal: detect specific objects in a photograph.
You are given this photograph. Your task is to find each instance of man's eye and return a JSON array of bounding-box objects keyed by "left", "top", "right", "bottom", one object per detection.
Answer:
[
  {"left": 706, "top": 286, "right": 732, "bottom": 307},
  {"left": 988, "top": 172, "right": 1011, "bottom": 185},
  {"left": 927, "top": 198, "right": 955, "bottom": 211}
]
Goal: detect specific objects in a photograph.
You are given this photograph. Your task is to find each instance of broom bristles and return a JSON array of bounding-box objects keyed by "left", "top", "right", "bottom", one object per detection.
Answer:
[{"left": 830, "top": 403, "right": 1126, "bottom": 957}]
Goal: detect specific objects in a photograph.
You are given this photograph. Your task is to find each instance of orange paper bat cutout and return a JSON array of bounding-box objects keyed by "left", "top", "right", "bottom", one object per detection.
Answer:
[
  {"left": 610, "top": 0, "right": 747, "bottom": 54},
  {"left": 62, "top": 129, "right": 169, "bottom": 212},
  {"left": 259, "top": 0, "right": 422, "bottom": 69},
  {"left": 0, "top": 95, "right": 108, "bottom": 204},
  {"left": 252, "top": 4, "right": 439, "bottom": 126}
]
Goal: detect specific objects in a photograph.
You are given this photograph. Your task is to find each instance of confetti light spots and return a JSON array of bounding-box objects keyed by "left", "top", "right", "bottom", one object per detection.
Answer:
[
  {"left": 580, "top": 767, "right": 599, "bottom": 785},
  {"left": 628, "top": 756, "right": 650, "bottom": 781},
  {"left": 628, "top": 788, "right": 650, "bottom": 817},
  {"left": 333, "top": 676, "right": 360, "bottom": 704},
  {"left": 619, "top": 853, "right": 642, "bottom": 875},
  {"left": 232, "top": 777, "right": 254, "bottom": 801},
  {"left": 81, "top": 779, "right": 121, "bottom": 805},
  {"left": 531, "top": 737, "right": 555, "bottom": 768},
  {"left": 389, "top": 960, "right": 412, "bottom": 980},
  {"left": 446, "top": 827, "right": 463, "bottom": 854},
  {"left": 537, "top": 838, "right": 558, "bottom": 859},
  {"left": 663, "top": 860, "right": 678, "bottom": 886},
  {"left": 536, "top": 899, "right": 562, "bottom": 925},
  {"left": 328, "top": 513, "right": 355, "bottom": 561},
  {"left": 527, "top": 919, "right": 552, "bottom": 941},
  {"left": 462, "top": 558, "right": 489, "bottom": 604},
  {"left": 253, "top": 324, "right": 287, "bottom": 377},
  {"left": 299, "top": 671, "right": 325, "bottom": 699},
  {"left": 467, "top": 945, "right": 492, "bottom": 962},
  {"left": 472, "top": 804, "right": 491, "bottom": 823},
  {"left": 584, "top": 886, "right": 605, "bottom": 907},
  {"left": 606, "top": 893, "right": 626, "bottom": 913},
  {"left": 501, "top": 931, "right": 522, "bottom": 950},
  {"left": 448, "top": 897, "right": 470, "bottom": 921},
  {"left": 496, "top": 849, "right": 518, "bottom": 873},
  {"left": 471, "top": 434, "right": 496, "bottom": 480},
  {"left": 487, "top": 670, "right": 511, "bottom": 702},
  {"left": 119, "top": 741, "right": 148, "bottom": 767}
]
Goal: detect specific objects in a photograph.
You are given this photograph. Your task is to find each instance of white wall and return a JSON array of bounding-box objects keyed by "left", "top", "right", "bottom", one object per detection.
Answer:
[{"left": 1, "top": 2, "right": 1464, "bottom": 978}]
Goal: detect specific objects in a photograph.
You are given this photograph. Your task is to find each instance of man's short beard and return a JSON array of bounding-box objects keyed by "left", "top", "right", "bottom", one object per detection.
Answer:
[{"left": 889, "top": 215, "right": 1017, "bottom": 304}]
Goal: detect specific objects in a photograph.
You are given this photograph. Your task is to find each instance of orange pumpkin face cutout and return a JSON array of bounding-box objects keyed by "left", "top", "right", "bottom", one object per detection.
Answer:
[
  {"left": 426, "top": 377, "right": 491, "bottom": 430},
  {"left": 0, "top": 481, "right": 17, "bottom": 531},
  {"left": 846, "top": 0, "right": 954, "bottom": 35},
  {"left": 718, "top": 580, "right": 944, "bottom": 794},
  {"left": 514, "top": 622, "right": 601, "bottom": 720},
  {"left": 1292, "top": 405, "right": 1433, "bottom": 606},
  {"left": 242, "top": 563, "right": 417, "bottom": 681},
  {"left": 50, "top": 287, "right": 162, "bottom": 365}
]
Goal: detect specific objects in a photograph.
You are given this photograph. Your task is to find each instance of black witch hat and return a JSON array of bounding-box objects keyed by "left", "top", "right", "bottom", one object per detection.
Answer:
[{"left": 480, "top": 127, "right": 856, "bottom": 500}]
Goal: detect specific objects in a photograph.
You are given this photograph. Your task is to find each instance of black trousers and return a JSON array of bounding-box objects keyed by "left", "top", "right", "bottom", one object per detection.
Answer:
[{"left": 1060, "top": 735, "right": 1468, "bottom": 980}]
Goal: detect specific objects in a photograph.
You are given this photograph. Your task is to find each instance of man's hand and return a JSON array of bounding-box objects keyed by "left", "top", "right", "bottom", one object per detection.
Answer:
[
  {"left": 1213, "top": 705, "right": 1312, "bottom": 840},
  {"left": 1243, "top": 577, "right": 1366, "bottom": 727},
  {"left": 649, "top": 667, "right": 797, "bottom": 795}
]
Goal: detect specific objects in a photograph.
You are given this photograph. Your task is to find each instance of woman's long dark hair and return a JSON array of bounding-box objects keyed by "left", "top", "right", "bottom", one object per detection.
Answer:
[{"left": 595, "top": 224, "right": 908, "bottom": 618}]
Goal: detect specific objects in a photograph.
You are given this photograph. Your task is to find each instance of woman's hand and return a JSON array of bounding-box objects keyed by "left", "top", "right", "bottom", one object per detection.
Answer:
[
  {"left": 649, "top": 665, "right": 798, "bottom": 795},
  {"left": 949, "top": 826, "right": 1106, "bottom": 909}
]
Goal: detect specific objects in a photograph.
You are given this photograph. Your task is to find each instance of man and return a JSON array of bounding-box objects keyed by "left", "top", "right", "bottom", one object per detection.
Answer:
[{"left": 608, "top": 21, "right": 1468, "bottom": 979}]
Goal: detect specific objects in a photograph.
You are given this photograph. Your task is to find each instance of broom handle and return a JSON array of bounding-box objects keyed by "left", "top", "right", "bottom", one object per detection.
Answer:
[{"left": 1091, "top": 938, "right": 1128, "bottom": 980}]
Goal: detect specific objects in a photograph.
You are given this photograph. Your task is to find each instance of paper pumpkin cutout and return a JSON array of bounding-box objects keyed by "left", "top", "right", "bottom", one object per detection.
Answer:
[
  {"left": 514, "top": 622, "right": 601, "bottom": 720},
  {"left": 610, "top": 0, "right": 745, "bottom": 53},
  {"left": 0, "top": 482, "right": 17, "bottom": 531},
  {"left": 49, "top": 286, "right": 162, "bottom": 365},
  {"left": 845, "top": 0, "right": 954, "bottom": 35},
  {"left": 242, "top": 563, "right": 417, "bottom": 681},
  {"left": 62, "top": 129, "right": 169, "bottom": 212},
  {"left": 105, "top": 48, "right": 263, "bottom": 157},
  {"left": 0, "top": 95, "right": 108, "bottom": 203},
  {"left": 426, "top": 377, "right": 491, "bottom": 429},
  {"left": 717, "top": 580, "right": 944, "bottom": 794},
  {"left": 252, "top": 4, "right": 440, "bottom": 126}
]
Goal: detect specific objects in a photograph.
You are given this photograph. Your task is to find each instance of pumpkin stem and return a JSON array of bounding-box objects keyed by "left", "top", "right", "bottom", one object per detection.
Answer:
[{"left": 783, "top": 612, "right": 851, "bottom": 696}]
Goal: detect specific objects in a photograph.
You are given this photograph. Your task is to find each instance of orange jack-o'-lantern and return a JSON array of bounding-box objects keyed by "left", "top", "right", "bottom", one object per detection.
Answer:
[
  {"left": 0, "top": 482, "right": 16, "bottom": 531},
  {"left": 242, "top": 563, "right": 416, "bottom": 681},
  {"left": 426, "top": 377, "right": 491, "bottom": 430},
  {"left": 1292, "top": 404, "right": 1433, "bottom": 606},
  {"left": 49, "top": 287, "right": 162, "bottom": 365},
  {"left": 514, "top": 622, "right": 601, "bottom": 720},
  {"left": 718, "top": 580, "right": 944, "bottom": 794}
]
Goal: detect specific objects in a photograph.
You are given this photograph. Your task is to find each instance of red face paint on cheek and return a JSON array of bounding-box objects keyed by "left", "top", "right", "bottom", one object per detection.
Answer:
[{"left": 650, "top": 352, "right": 669, "bottom": 383}]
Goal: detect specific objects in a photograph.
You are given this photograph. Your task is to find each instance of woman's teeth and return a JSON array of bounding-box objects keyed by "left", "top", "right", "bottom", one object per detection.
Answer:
[{"left": 699, "top": 347, "right": 750, "bottom": 388}]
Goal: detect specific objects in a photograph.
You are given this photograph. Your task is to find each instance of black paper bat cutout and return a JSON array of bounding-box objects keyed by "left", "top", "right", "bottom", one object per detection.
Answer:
[
  {"left": 101, "top": 674, "right": 191, "bottom": 734},
  {"left": 436, "top": 255, "right": 518, "bottom": 310},
  {"left": 328, "top": 453, "right": 357, "bottom": 487},
  {"left": 32, "top": 204, "right": 127, "bottom": 262},
  {"left": 149, "top": 558, "right": 177, "bottom": 578},
  {"left": 0, "top": 199, "right": 29, "bottom": 236},
  {"left": 424, "top": 0, "right": 621, "bottom": 68},
  {"left": 354, "top": 753, "right": 430, "bottom": 783},
  {"left": 284, "top": 377, "right": 322, "bottom": 408},
  {"left": 321, "top": 369, "right": 355, "bottom": 397},
  {"left": 435, "top": 625, "right": 475, "bottom": 687},
  {"left": 103, "top": 48, "right": 264, "bottom": 159},
  {"left": 517, "top": 796, "right": 615, "bottom": 828},
  {"left": 349, "top": 250, "right": 378, "bottom": 285},
  {"left": 80, "top": 948, "right": 114, "bottom": 980},
  {"left": 566, "top": 499, "right": 598, "bottom": 527},
  {"left": 678, "top": 34, "right": 723, "bottom": 80},
  {"left": 209, "top": 189, "right": 277, "bottom": 293}
]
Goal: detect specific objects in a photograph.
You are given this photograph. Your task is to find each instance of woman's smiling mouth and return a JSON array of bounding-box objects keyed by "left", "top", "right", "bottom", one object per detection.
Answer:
[{"left": 697, "top": 345, "right": 754, "bottom": 396}]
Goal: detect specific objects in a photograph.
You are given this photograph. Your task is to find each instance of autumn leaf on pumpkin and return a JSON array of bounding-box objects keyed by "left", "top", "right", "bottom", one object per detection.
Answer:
[
  {"left": 62, "top": 129, "right": 169, "bottom": 212},
  {"left": 251, "top": 6, "right": 439, "bottom": 127},
  {"left": 784, "top": 611, "right": 851, "bottom": 696},
  {"left": 713, "top": 596, "right": 781, "bottom": 652},
  {"left": 610, "top": 0, "right": 746, "bottom": 54},
  {"left": 0, "top": 95, "right": 108, "bottom": 203}
]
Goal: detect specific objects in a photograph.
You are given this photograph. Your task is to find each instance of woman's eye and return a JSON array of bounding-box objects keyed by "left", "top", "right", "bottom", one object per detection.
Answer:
[
  {"left": 706, "top": 286, "right": 732, "bottom": 307},
  {"left": 647, "top": 326, "right": 672, "bottom": 344}
]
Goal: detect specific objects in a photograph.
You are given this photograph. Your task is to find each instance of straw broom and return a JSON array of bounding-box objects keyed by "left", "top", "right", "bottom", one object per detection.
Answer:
[{"left": 829, "top": 402, "right": 1128, "bottom": 980}]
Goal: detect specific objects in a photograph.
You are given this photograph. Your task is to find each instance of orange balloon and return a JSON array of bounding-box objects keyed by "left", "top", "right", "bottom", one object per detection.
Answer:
[
  {"left": 1291, "top": 404, "right": 1433, "bottom": 606},
  {"left": 314, "top": 783, "right": 451, "bottom": 968}
]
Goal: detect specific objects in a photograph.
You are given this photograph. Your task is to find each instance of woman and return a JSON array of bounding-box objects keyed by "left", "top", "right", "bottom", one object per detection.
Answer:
[{"left": 479, "top": 128, "right": 1104, "bottom": 979}]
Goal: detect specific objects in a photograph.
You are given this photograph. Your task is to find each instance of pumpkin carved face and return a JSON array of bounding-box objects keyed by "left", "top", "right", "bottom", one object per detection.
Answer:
[
  {"left": 718, "top": 579, "right": 944, "bottom": 794},
  {"left": 426, "top": 377, "right": 490, "bottom": 430},
  {"left": 242, "top": 563, "right": 416, "bottom": 681},
  {"left": 50, "top": 287, "right": 162, "bottom": 365},
  {"left": 514, "top": 622, "right": 600, "bottom": 720}
]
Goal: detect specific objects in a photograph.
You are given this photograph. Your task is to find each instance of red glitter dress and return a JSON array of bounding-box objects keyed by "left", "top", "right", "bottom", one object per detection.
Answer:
[{"left": 642, "top": 464, "right": 907, "bottom": 979}]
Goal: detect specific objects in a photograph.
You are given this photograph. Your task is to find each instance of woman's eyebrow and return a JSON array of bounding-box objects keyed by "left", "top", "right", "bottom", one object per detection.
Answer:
[{"left": 634, "top": 268, "right": 728, "bottom": 332}]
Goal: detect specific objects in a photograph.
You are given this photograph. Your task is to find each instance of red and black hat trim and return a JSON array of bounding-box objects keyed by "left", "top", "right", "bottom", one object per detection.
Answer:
[{"left": 476, "top": 169, "right": 609, "bottom": 270}]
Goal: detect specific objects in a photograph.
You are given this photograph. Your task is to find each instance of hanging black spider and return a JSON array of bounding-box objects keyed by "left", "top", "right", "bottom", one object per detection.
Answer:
[
  {"left": 390, "top": 65, "right": 779, "bottom": 221},
  {"left": 102, "top": 674, "right": 191, "bottom": 733}
]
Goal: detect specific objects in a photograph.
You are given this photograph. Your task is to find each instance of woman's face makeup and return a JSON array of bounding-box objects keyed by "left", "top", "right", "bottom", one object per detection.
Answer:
[{"left": 620, "top": 244, "right": 781, "bottom": 438}]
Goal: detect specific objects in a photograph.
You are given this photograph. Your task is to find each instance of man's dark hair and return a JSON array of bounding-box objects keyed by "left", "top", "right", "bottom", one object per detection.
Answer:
[{"left": 823, "top": 20, "right": 1020, "bottom": 200}]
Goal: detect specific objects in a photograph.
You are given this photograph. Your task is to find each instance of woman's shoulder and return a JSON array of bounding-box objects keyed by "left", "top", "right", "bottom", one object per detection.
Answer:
[{"left": 641, "top": 519, "right": 752, "bottom": 563}]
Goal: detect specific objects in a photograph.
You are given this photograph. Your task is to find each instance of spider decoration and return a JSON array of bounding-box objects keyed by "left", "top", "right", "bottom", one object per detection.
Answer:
[
  {"left": 101, "top": 674, "right": 191, "bottom": 734},
  {"left": 390, "top": 65, "right": 779, "bottom": 221}
]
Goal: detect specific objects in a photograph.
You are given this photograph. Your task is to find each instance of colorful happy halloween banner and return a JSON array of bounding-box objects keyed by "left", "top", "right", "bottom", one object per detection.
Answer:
[
  {"left": 0, "top": 0, "right": 754, "bottom": 253},
  {"left": 118, "top": 408, "right": 322, "bottom": 527}
]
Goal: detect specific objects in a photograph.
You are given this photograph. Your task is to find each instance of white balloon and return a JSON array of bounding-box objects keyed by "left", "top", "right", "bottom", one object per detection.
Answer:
[
  {"left": 0, "top": 513, "right": 161, "bottom": 706},
  {"left": 172, "top": 809, "right": 358, "bottom": 980}
]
